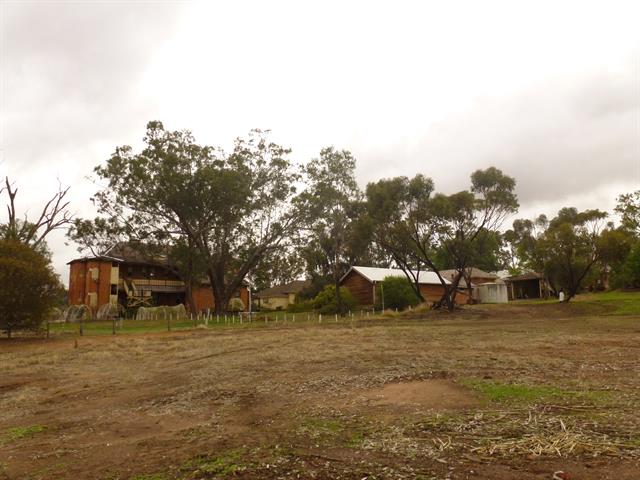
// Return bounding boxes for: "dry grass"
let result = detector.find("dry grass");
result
[1,299,639,479]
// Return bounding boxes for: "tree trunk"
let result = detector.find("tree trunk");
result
[335,276,343,316]
[208,269,226,315]
[185,281,197,315]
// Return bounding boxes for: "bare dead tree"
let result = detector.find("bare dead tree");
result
[2,176,73,247]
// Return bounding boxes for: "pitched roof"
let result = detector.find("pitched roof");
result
[439,268,499,280]
[505,272,544,281]
[341,266,450,285]
[107,243,169,265]
[67,254,124,265]
[255,280,310,298]
[67,242,167,266]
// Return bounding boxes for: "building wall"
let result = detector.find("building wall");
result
[121,263,180,282]
[68,259,114,313]
[192,285,250,312]
[418,284,469,305]
[341,270,375,305]
[70,257,251,314]
[478,283,508,303]
[192,287,215,312]
[341,270,469,307]
[258,295,289,310]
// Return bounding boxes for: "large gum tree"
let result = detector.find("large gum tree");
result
[84,121,303,314]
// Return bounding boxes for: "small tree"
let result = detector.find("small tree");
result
[312,285,356,315]
[302,147,371,315]
[535,208,628,301]
[616,240,640,288]
[615,190,640,235]
[378,276,420,311]
[0,240,60,338]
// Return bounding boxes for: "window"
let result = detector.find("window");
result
[110,284,118,295]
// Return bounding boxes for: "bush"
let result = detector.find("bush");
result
[376,275,421,311]
[286,299,314,313]
[612,240,640,288]
[0,240,60,337]
[312,285,356,314]
[228,297,245,312]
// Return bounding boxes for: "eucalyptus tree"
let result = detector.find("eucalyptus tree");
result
[79,121,303,314]
[300,147,372,314]
[615,190,640,236]
[366,174,437,302]
[431,167,518,308]
[535,208,628,301]
[366,167,518,310]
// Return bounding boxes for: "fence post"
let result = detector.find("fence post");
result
[319,314,322,324]
[79,319,84,336]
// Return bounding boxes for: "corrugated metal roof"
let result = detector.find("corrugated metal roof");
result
[344,266,450,285]
[439,268,498,279]
[506,272,544,281]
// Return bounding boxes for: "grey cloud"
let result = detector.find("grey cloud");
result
[356,64,640,207]
[2,1,186,167]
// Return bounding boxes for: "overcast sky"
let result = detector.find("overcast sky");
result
[1,0,639,284]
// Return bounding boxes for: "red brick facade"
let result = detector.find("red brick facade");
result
[68,257,249,314]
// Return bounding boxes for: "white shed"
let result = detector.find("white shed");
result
[477,282,508,303]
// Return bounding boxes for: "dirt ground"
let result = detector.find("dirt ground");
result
[1,302,639,480]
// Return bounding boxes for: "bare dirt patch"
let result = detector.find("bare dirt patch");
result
[361,379,482,410]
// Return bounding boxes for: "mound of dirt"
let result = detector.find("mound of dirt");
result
[362,379,482,410]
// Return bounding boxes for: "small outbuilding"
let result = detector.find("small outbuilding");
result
[339,265,469,306]
[476,282,509,303]
[504,272,552,300]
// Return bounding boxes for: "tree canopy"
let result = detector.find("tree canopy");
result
[0,240,60,337]
[76,121,303,313]
[366,167,518,310]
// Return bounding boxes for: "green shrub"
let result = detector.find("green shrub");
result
[228,297,245,312]
[286,299,314,313]
[376,275,421,311]
[312,285,356,314]
[0,240,60,338]
[613,240,640,288]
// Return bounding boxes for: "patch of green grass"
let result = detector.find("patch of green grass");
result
[462,379,564,403]
[462,379,613,405]
[4,425,46,442]
[575,290,640,315]
[347,430,366,447]
[183,449,246,477]
[302,417,342,433]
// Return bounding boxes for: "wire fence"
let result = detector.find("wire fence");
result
[42,308,407,338]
